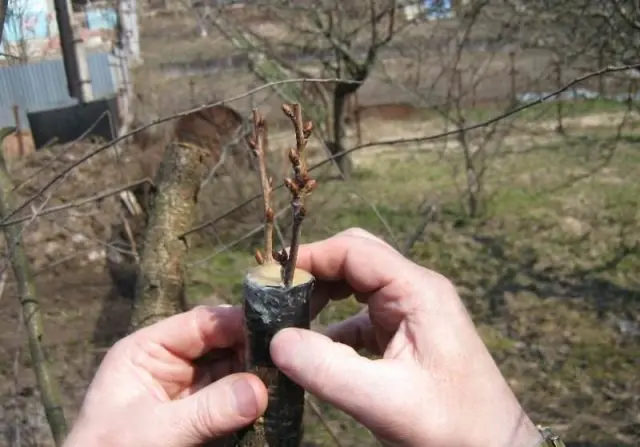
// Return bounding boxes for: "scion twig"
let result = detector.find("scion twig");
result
[249,109,275,265]
[281,103,316,287]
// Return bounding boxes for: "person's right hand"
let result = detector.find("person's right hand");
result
[270,228,543,447]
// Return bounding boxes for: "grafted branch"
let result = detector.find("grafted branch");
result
[235,104,317,447]
[250,110,275,265]
[280,103,316,287]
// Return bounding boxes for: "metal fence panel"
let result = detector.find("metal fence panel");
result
[0,51,119,129]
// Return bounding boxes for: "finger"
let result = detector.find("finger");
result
[271,328,423,439]
[160,373,268,445]
[130,305,244,361]
[296,227,413,294]
[296,228,433,332]
[324,311,383,355]
[185,348,242,397]
[309,279,354,319]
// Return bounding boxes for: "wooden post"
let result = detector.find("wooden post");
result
[12,105,24,158]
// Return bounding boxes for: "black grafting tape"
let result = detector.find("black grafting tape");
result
[238,263,315,447]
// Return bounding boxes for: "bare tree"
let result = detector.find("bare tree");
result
[0,0,8,43]
[207,0,404,179]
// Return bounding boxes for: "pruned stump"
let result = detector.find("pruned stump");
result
[234,263,315,447]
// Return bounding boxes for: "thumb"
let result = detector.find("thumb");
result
[159,373,268,446]
[271,328,421,436]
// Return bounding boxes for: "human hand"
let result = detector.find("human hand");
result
[270,228,543,447]
[64,306,268,447]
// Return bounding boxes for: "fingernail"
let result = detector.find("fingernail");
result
[231,378,258,418]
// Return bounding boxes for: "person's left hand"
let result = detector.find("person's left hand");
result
[64,305,268,447]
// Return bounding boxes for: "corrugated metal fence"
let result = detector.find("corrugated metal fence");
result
[0,51,120,130]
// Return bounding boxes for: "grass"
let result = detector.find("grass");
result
[186,120,640,446]
[412,98,634,127]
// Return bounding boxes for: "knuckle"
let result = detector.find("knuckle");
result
[340,227,377,239]
[191,392,223,438]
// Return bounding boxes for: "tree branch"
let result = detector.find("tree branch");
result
[249,109,275,265]
[179,62,640,237]
[0,78,359,227]
[280,103,316,287]
[128,140,213,330]
[0,129,68,446]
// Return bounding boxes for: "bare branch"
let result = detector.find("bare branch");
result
[281,103,316,287]
[181,62,640,237]
[0,131,68,446]
[0,178,151,227]
[249,109,275,265]
[0,78,360,226]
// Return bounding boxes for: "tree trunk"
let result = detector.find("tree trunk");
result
[128,141,212,330]
[329,86,354,180]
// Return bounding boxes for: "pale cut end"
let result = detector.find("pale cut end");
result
[246,262,313,287]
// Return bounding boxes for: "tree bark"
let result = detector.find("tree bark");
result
[329,84,356,179]
[128,141,212,330]
[0,128,68,446]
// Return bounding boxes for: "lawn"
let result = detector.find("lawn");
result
[186,121,640,446]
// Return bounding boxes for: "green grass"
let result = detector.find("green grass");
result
[454,98,630,123]
[185,123,640,446]
[414,98,632,131]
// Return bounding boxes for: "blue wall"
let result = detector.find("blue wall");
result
[0,51,120,130]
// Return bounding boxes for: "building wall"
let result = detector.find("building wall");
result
[0,51,121,130]
[1,1,118,59]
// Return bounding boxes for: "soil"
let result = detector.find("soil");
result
[0,138,149,446]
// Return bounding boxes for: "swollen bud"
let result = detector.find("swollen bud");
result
[303,121,313,138]
[255,250,264,265]
[306,179,317,192]
[288,148,299,164]
[281,104,293,117]
[284,178,299,194]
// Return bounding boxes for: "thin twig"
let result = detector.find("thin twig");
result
[0,141,68,445]
[11,111,111,194]
[188,207,290,267]
[0,78,361,226]
[401,203,438,257]
[281,103,316,287]
[305,395,345,447]
[120,213,139,264]
[0,178,151,227]
[249,109,275,265]
[178,62,640,238]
